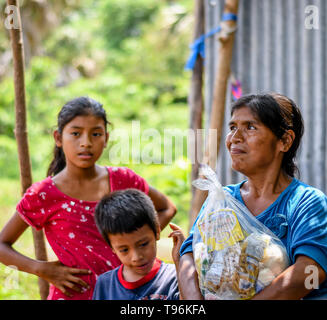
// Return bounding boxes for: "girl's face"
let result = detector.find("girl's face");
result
[225,106,284,176]
[54,114,108,169]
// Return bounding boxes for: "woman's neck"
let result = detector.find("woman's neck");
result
[239,168,293,216]
[243,167,292,198]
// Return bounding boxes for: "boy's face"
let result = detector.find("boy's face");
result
[108,224,160,282]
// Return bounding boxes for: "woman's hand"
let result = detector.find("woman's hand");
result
[37,260,91,297]
[168,223,185,269]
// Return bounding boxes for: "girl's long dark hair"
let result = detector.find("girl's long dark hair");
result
[47,96,110,177]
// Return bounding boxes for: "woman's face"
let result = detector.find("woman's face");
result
[225,106,284,176]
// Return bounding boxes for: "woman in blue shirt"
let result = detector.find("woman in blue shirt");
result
[179,93,327,299]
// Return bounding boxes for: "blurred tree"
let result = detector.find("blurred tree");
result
[99,0,159,50]
[101,2,192,107]
[0,0,82,77]
[0,0,193,181]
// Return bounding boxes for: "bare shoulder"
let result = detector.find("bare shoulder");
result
[96,165,109,178]
[51,169,66,185]
[95,165,111,195]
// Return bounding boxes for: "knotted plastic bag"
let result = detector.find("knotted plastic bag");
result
[192,165,290,300]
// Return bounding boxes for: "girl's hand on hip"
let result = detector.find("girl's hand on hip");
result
[37,260,92,297]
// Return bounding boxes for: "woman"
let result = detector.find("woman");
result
[179,93,327,300]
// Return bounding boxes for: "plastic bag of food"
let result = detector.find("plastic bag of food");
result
[192,165,290,300]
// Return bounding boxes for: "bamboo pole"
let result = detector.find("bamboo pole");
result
[188,0,204,210]
[189,0,239,227]
[6,0,49,300]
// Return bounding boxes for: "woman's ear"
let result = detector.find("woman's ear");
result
[53,130,62,147]
[281,129,295,152]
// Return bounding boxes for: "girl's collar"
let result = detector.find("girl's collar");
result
[48,166,111,204]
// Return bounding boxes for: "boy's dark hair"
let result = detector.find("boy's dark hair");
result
[94,189,159,246]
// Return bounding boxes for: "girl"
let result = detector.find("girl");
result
[0,96,177,300]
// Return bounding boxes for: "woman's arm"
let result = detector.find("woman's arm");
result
[168,223,186,300]
[148,186,177,230]
[178,252,203,300]
[253,255,326,300]
[0,212,91,297]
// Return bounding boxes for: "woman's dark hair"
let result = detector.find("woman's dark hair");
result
[94,189,159,246]
[47,96,110,176]
[231,93,304,177]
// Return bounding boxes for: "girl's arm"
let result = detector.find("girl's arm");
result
[178,252,203,300]
[148,186,177,230]
[0,212,91,297]
[0,212,40,275]
[252,255,326,300]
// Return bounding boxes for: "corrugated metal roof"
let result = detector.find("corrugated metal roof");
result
[204,0,327,192]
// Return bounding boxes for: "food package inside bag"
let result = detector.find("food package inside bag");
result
[192,165,290,300]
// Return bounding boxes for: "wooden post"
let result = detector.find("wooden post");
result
[188,0,204,218]
[189,0,239,226]
[6,0,49,300]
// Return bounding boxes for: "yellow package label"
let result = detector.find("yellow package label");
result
[198,208,244,252]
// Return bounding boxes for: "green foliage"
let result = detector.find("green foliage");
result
[0,136,18,179]
[133,160,191,233]
[0,263,40,300]
[104,2,192,108]
[99,0,159,50]
[0,78,15,137]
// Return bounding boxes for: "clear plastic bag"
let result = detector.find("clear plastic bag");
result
[192,165,290,300]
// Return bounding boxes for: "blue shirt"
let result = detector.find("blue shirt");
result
[180,178,327,299]
[92,259,179,300]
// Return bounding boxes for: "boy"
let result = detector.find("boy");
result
[93,188,184,300]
